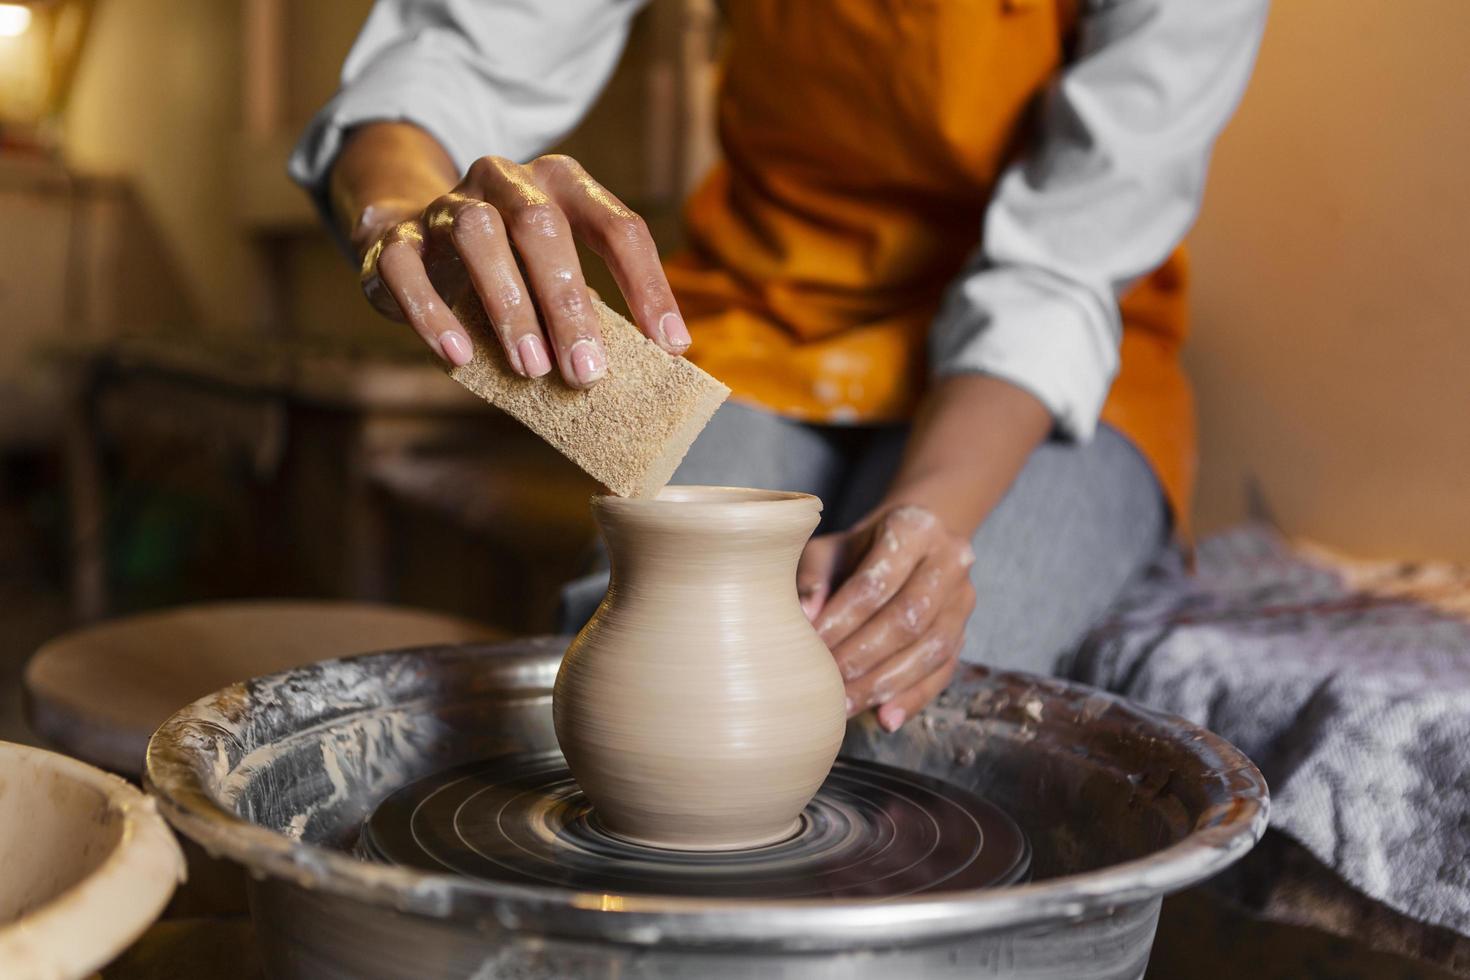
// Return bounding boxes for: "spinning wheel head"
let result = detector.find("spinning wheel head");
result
[361,753,1029,900]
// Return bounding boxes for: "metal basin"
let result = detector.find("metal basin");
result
[144,637,1268,979]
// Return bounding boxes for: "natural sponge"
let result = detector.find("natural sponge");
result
[447,296,729,497]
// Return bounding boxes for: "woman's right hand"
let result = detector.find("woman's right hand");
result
[352,152,690,387]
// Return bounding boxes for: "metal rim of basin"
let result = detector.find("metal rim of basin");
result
[143,638,1270,949]
[0,741,185,979]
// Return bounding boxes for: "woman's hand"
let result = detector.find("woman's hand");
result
[338,126,689,387]
[796,374,1053,731]
[798,505,977,733]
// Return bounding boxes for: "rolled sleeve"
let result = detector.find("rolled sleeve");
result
[930,0,1269,439]
[288,0,646,235]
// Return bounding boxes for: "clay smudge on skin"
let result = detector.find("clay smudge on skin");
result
[400,293,433,321]
[899,593,932,633]
[817,561,894,636]
[839,643,874,680]
[865,633,950,709]
[888,506,937,531]
[861,559,893,591]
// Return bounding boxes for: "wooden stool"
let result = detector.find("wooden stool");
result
[24,600,501,778]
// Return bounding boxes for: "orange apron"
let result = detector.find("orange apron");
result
[671,0,1195,531]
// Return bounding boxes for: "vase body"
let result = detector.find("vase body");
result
[554,486,847,850]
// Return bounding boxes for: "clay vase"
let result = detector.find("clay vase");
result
[554,486,847,851]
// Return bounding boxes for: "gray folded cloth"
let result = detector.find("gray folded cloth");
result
[1068,524,1470,942]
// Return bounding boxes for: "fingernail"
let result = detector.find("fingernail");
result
[658,312,691,351]
[844,696,855,716]
[879,705,906,733]
[517,335,552,378]
[439,330,473,367]
[570,338,607,385]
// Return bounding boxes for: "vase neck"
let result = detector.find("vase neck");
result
[591,489,822,602]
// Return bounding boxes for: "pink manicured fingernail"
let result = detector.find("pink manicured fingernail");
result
[844,697,855,716]
[570,338,607,385]
[439,330,473,367]
[879,705,905,732]
[659,312,691,351]
[517,335,552,377]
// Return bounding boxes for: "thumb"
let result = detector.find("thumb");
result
[797,533,845,623]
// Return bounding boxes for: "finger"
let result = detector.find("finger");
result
[845,598,969,718]
[532,155,690,354]
[830,554,963,683]
[814,523,925,651]
[469,157,607,388]
[796,533,847,623]
[373,226,475,367]
[875,659,960,733]
[425,193,550,378]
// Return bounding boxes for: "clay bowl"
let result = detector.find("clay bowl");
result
[0,741,184,979]
[145,637,1269,980]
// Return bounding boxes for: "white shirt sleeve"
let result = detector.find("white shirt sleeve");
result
[929,0,1269,440]
[288,0,647,229]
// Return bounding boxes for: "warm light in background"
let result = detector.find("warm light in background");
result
[0,4,32,38]
[0,0,93,149]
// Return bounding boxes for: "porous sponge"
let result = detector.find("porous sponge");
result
[448,296,729,498]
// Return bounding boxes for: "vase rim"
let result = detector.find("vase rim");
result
[593,485,822,518]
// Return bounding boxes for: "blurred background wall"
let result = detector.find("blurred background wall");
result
[1188,0,1470,561]
[62,0,246,326]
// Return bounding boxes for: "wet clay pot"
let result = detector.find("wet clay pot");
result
[554,486,847,850]
[0,741,183,980]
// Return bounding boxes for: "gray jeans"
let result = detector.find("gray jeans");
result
[559,401,1168,676]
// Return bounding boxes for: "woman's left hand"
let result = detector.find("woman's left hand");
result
[797,504,976,732]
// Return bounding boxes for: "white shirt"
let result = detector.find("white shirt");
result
[291,0,1268,441]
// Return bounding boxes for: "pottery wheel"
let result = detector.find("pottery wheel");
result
[360,753,1029,899]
